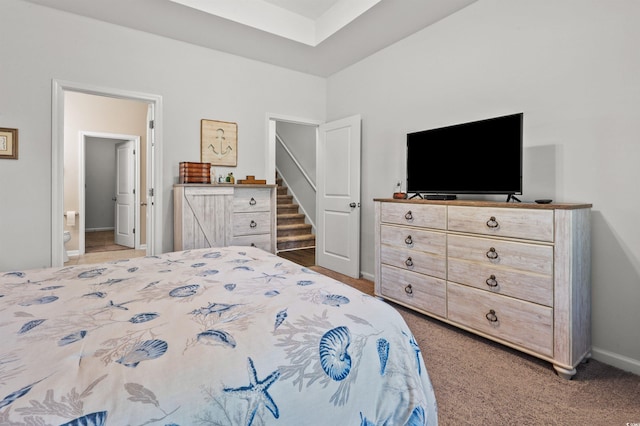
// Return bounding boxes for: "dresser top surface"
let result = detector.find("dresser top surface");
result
[174,184,277,188]
[374,198,592,210]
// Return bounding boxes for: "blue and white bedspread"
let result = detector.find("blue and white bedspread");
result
[0,246,437,425]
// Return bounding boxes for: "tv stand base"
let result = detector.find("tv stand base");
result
[426,194,457,200]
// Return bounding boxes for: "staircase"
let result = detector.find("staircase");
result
[276,174,315,251]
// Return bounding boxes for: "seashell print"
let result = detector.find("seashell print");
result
[40,285,64,290]
[191,262,206,268]
[296,280,314,286]
[359,413,376,426]
[143,281,160,289]
[190,302,240,316]
[129,312,159,324]
[319,326,352,381]
[127,267,139,273]
[59,330,87,346]
[237,251,246,255]
[78,268,107,278]
[322,294,350,307]
[377,338,390,375]
[301,267,318,274]
[274,309,287,331]
[197,329,236,348]
[406,406,425,426]
[224,283,236,291]
[83,291,106,298]
[264,290,280,297]
[197,269,219,276]
[3,271,25,278]
[203,251,222,259]
[18,319,46,334]
[99,278,127,286]
[19,295,59,306]
[59,411,107,426]
[169,284,200,297]
[233,266,254,271]
[116,339,168,367]
[0,381,39,409]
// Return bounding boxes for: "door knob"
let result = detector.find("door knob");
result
[112,197,117,201]
[349,202,357,208]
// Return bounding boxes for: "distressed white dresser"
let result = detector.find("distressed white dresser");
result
[374,199,592,379]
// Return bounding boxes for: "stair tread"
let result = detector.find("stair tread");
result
[278,223,311,230]
[277,234,316,242]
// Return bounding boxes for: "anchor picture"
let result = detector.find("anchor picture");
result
[201,119,237,167]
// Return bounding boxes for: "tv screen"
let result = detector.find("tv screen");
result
[406,113,523,197]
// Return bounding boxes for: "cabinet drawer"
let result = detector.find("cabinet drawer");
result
[232,234,272,252]
[448,234,553,276]
[448,258,553,306]
[233,188,272,212]
[380,245,446,279]
[233,212,271,236]
[380,225,446,256]
[448,282,553,357]
[380,203,446,230]
[448,206,554,242]
[380,265,446,318]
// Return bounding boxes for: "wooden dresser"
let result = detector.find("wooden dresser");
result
[374,199,592,378]
[174,184,276,253]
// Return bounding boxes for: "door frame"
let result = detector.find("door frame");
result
[51,79,163,266]
[79,132,140,255]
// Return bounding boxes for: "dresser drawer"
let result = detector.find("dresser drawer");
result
[448,234,553,276]
[380,203,446,230]
[448,282,553,357]
[448,258,553,306]
[380,265,446,318]
[448,206,554,242]
[380,225,446,256]
[380,245,446,279]
[233,212,271,236]
[233,187,272,212]
[232,234,272,252]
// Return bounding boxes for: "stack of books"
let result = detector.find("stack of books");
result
[179,162,211,184]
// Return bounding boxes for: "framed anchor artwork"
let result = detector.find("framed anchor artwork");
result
[201,119,237,167]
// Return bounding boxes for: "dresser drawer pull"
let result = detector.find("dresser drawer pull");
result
[251,243,256,247]
[486,247,499,259]
[250,220,257,228]
[404,210,413,221]
[486,275,498,287]
[405,257,414,267]
[486,216,499,228]
[485,309,498,323]
[404,284,413,295]
[249,197,257,206]
[404,235,413,245]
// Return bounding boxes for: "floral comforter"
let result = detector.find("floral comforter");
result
[0,246,437,425]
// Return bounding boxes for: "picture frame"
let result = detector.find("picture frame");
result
[201,119,237,167]
[0,128,18,160]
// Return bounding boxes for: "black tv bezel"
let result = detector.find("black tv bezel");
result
[406,113,523,196]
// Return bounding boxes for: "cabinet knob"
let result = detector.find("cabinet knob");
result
[486,275,498,287]
[485,309,498,323]
[404,210,413,221]
[249,197,257,206]
[486,216,499,228]
[250,220,257,228]
[486,247,499,260]
[404,235,413,245]
[405,257,414,267]
[404,284,413,295]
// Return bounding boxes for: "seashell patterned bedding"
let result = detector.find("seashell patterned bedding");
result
[0,246,437,425]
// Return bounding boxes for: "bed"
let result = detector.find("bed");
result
[0,246,437,425]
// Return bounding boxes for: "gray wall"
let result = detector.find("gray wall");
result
[327,0,640,373]
[85,137,120,230]
[0,0,325,270]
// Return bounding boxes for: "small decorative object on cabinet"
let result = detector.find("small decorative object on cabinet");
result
[374,198,592,379]
[174,184,276,252]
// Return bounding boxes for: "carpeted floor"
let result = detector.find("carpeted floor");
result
[307,267,640,425]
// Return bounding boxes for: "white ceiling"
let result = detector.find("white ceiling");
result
[23,0,477,76]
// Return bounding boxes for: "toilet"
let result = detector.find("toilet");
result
[63,231,71,262]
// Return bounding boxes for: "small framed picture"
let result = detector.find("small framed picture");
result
[201,119,237,167]
[0,128,18,160]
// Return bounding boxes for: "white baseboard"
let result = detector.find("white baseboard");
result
[86,227,115,232]
[592,346,640,376]
[68,250,80,257]
[361,271,374,281]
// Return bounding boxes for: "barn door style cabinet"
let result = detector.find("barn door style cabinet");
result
[374,199,592,379]
[174,184,276,253]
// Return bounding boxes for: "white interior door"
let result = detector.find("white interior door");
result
[316,115,361,278]
[115,140,135,248]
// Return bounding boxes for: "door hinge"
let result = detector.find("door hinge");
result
[149,188,154,197]
[133,228,135,234]
[149,120,155,129]
[133,188,136,194]
[133,149,136,155]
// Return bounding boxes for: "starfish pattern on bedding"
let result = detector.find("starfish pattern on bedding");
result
[224,357,280,425]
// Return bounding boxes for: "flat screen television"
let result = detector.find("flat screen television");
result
[406,113,523,200]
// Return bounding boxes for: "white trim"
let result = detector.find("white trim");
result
[275,132,316,192]
[51,79,163,267]
[592,346,640,376]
